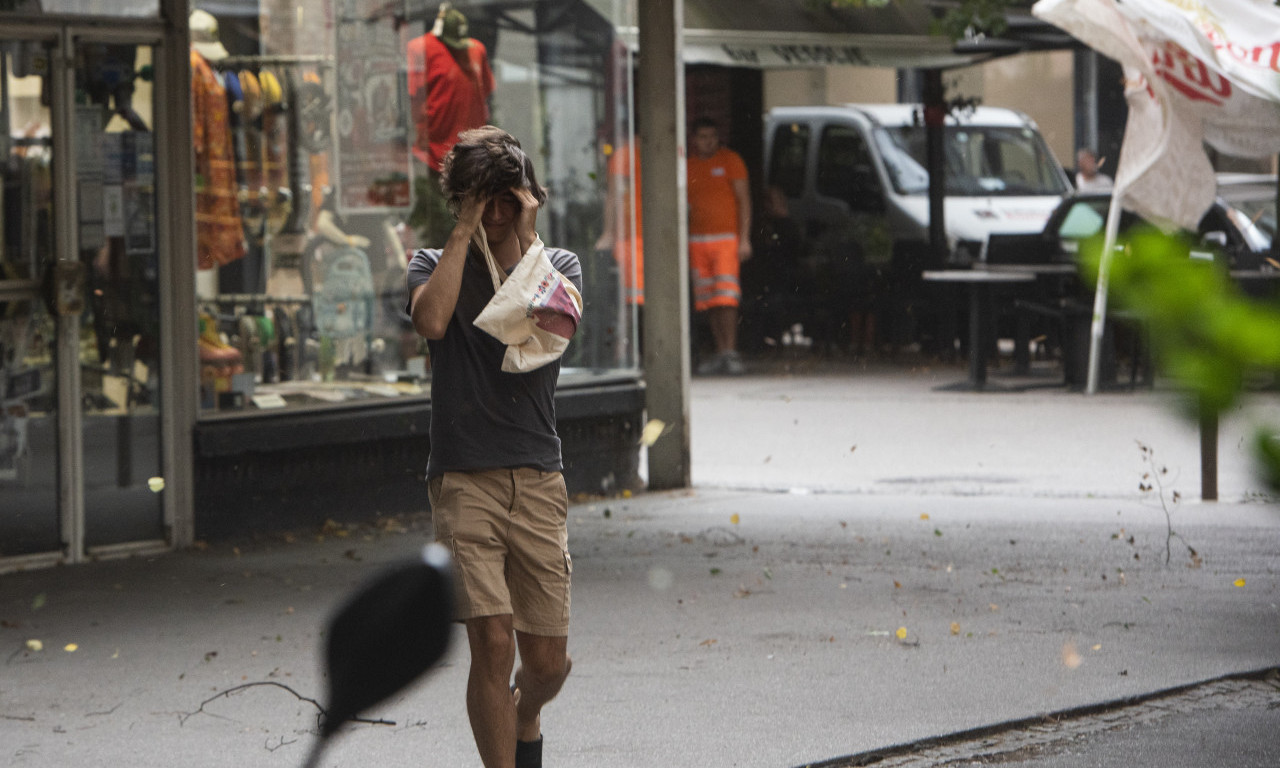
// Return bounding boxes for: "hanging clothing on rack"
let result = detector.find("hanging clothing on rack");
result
[277,68,313,240]
[258,68,290,237]
[236,68,268,247]
[302,70,332,228]
[191,48,246,270]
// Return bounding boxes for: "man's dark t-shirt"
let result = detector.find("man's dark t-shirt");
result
[406,244,583,479]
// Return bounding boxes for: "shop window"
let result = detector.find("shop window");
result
[0,0,158,14]
[192,0,636,417]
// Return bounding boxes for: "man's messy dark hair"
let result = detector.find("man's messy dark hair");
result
[440,126,548,216]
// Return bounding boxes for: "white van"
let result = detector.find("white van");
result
[757,104,1070,348]
[764,104,1071,266]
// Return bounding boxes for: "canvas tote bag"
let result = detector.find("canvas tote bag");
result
[472,227,583,373]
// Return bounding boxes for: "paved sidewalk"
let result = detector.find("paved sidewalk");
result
[2,362,1279,767]
[688,359,1280,502]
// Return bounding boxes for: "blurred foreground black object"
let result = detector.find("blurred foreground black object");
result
[303,543,454,766]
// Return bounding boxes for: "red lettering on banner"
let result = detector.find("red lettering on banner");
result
[1151,42,1231,105]
[1202,25,1280,73]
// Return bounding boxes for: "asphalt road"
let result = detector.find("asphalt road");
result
[2,362,1279,767]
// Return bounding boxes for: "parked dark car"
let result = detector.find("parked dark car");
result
[983,174,1278,387]
[1026,174,1276,269]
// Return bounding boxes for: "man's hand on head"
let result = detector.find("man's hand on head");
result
[513,186,540,254]
[457,192,488,235]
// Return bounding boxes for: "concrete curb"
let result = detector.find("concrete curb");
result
[799,666,1280,768]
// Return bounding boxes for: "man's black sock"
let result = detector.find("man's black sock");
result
[516,736,542,768]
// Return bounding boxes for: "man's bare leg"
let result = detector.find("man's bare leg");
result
[512,632,572,743]
[709,305,738,355]
[466,615,519,768]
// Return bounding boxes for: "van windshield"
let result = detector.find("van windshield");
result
[873,125,1069,197]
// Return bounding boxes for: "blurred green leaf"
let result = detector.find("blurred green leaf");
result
[1090,224,1280,488]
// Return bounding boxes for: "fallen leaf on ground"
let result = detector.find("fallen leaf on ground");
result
[63,644,77,653]
[920,513,930,520]
[1062,642,1082,669]
[730,514,740,525]
[699,638,717,647]
[25,639,42,652]
[896,627,908,640]
[1234,578,1246,587]
[950,622,961,635]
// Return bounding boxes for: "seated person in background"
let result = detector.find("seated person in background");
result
[1075,148,1113,192]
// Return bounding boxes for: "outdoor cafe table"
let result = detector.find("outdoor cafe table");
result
[922,269,1036,391]
[983,263,1079,276]
[1230,268,1280,300]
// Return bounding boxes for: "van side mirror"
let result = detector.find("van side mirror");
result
[1201,231,1228,249]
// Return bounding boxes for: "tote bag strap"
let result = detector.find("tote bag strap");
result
[472,227,545,293]
[472,227,506,293]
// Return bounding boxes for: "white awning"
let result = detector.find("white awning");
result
[613,26,972,70]
[591,0,978,70]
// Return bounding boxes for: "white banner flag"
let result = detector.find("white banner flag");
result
[1035,0,1280,229]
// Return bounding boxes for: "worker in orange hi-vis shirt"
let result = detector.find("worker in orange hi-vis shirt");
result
[686,117,751,375]
[596,140,644,307]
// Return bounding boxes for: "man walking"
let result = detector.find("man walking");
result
[407,126,579,768]
[687,117,752,375]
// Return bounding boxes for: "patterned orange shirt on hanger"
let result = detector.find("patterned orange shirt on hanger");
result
[192,48,245,269]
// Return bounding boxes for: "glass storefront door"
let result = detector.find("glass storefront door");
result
[0,28,166,565]
[1,34,60,559]
[74,37,164,555]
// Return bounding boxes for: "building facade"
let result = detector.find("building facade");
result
[0,0,645,571]
[3,0,1198,571]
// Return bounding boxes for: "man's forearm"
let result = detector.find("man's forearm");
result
[733,179,751,243]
